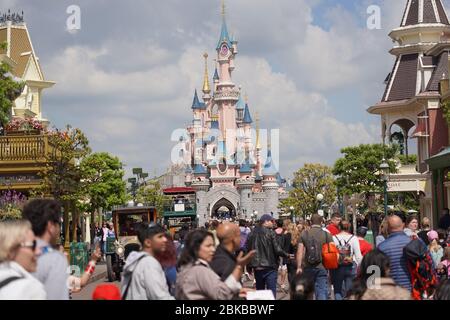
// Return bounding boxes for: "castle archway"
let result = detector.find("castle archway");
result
[211,198,236,219]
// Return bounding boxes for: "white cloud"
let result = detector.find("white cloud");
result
[37,0,414,178]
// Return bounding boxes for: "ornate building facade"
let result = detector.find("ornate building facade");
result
[368,0,450,225]
[177,5,286,226]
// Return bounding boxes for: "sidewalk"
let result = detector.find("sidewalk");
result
[88,262,107,284]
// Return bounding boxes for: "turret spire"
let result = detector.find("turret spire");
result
[256,112,261,150]
[202,53,211,94]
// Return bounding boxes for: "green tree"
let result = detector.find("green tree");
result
[280,163,336,219]
[33,126,91,244]
[0,42,24,132]
[135,179,170,217]
[333,144,398,201]
[80,152,127,222]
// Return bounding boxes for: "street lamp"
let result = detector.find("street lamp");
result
[380,159,390,216]
[290,206,295,223]
[316,193,324,215]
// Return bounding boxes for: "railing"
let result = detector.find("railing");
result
[0,134,48,161]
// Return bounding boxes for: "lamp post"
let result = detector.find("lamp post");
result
[290,206,295,223]
[316,193,324,216]
[380,159,390,216]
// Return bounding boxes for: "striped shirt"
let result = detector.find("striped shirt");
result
[378,232,412,291]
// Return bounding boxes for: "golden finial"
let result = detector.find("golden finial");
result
[245,93,249,104]
[202,52,211,94]
[221,0,226,17]
[256,112,261,150]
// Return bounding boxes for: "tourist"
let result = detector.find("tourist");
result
[438,208,450,231]
[121,223,174,300]
[285,222,300,287]
[433,279,450,300]
[331,220,362,300]
[0,220,46,300]
[209,220,220,248]
[326,213,341,236]
[296,214,334,300]
[92,284,121,300]
[92,222,103,251]
[417,217,432,245]
[22,199,69,300]
[376,218,389,247]
[441,247,450,278]
[245,214,289,299]
[238,219,251,252]
[277,219,291,292]
[101,222,108,256]
[68,245,102,294]
[428,230,444,269]
[155,235,178,296]
[356,227,373,257]
[347,249,411,300]
[378,215,412,291]
[404,215,419,239]
[210,222,255,282]
[175,229,253,300]
[290,272,315,300]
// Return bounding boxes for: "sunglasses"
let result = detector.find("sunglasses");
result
[20,239,37,251]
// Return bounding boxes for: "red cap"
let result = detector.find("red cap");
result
[92,284,121,300]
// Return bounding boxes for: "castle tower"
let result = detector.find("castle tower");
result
[262,147,279,217]
[179,1,285,224]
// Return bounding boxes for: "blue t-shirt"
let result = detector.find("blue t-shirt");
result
[378,232,412,291]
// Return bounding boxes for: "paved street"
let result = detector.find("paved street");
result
[71,273,290,300]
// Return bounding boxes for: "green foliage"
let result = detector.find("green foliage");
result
[34,126,91,202]
[397,154,417,165]
[0,42,24,130]
[79,152,127,213]
[443,100,450,126]
[333,144,398,196]
[135,179,170,216]
[280,163,336,218]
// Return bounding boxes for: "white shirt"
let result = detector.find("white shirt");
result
[333,232,363,266]
[0,261,46,300]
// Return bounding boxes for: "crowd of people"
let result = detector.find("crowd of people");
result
[0,198,449,301]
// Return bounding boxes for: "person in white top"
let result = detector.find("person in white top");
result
[330,220,362,300]
[0,220,46,300]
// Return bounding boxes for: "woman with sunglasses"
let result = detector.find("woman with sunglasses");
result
[0,220,46,299]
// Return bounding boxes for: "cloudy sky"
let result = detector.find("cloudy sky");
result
[3,0,440,179]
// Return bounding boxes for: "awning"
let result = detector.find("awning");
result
[425,147,450,169]
[411,117,427,138]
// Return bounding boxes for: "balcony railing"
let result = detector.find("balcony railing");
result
[0,134,48,162]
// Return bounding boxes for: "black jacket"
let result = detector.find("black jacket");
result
[210,245,237,281]
[245,225,288,270]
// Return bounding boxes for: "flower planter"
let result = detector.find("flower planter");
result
[5,129,41,136]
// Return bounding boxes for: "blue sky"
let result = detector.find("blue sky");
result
[2,0,436,179]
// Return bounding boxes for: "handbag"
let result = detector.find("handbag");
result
[322,241,339,270]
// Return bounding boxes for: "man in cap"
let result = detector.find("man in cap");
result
[245,214,289,299]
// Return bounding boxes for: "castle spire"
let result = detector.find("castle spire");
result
[400,0,449,26]
[202,53,211,94]
[217,0,232,50]
[256,112,261,150]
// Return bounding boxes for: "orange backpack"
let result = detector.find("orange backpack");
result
[322,242,339,270]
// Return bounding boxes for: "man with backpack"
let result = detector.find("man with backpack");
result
[296,214,334,300]
[331,220,362,300]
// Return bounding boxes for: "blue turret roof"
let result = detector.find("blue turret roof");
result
[191,89,206,110]
[211,120,219,130]
[217,19,233,50]
[236,95,245,110]
[263,150,278,176]
[185,165,193,174]
[193,164,207,174]
[276,172,286,185]
[213,68,219,81]
[239,157,254,173]
[242,103,253,124]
